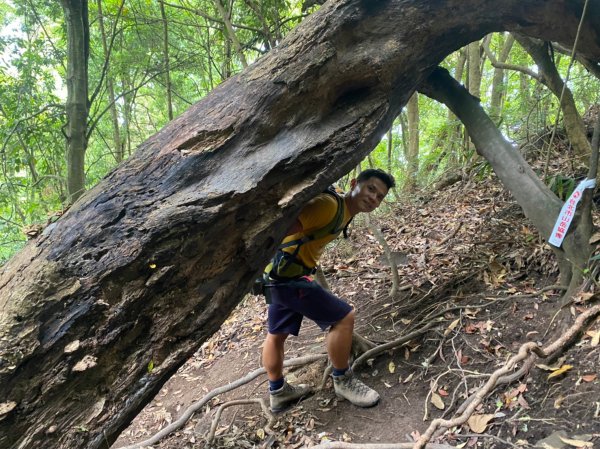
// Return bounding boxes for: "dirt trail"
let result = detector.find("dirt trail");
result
[114,178,600,449]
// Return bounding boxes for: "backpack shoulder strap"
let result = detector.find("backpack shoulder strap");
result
[309,187,345,240]
[278,187,346,251]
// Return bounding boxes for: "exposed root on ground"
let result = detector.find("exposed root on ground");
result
[206,398,274,444]
[310,442,455,449]
[413,303,600,449]
[352,321,438,370]
[118,291,597,449]
[118,317,443,449]
[115,354,326,449]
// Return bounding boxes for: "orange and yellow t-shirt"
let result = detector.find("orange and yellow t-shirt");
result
[281,193,352,269]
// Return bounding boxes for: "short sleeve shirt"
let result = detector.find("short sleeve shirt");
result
[281,193,352,268]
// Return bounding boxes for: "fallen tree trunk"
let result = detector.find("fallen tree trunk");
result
[1,1,599,448]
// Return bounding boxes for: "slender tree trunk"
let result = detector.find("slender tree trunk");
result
[243,0,276,49]
[272,0,283,42]
[201,20,215,89]
[519,72,532,115]
[214,0,248,69]
[399,110,409,158]
[405,92,419,192]
[387,127,393,175]
[466,40,483,161]
[467,41,482,98]
[222,29,232,79]
[454,49,467,82]
[97,0,124,163]
[61,0,89,203]
[159,0,174,121]
[120,72,134,158]
[488,33,515,125]
[387,126,401,201]
[449,49,467,167]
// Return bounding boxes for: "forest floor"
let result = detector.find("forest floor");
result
[112,173,600,449]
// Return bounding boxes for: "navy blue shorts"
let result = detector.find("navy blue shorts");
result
[267,277,353,336]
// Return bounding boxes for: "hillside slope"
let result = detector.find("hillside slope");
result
[114,175,600,449]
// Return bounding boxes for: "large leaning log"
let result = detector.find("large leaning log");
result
[1,1,599,448]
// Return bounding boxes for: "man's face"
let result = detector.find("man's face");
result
[349,177,389,213]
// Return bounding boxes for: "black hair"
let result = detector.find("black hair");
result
[357,168,395,189]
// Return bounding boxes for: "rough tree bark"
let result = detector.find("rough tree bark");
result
[1,1,599,449]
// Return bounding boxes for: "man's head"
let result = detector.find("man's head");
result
[347,169,395,215]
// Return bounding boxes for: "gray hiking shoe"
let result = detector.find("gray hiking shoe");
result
[269,381,312,412]
[333,370,380,407]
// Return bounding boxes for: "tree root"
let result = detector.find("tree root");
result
[352,321,438,371]
[310,442,456,449]
[206,398,274,444]
[115,353,326,449]
[413,303,600,449]
[117,316,441,449]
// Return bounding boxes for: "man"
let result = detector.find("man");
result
[262,168,395,412]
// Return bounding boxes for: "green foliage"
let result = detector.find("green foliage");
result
[548,175,576,201]
[0,0,308,264]
[1,5,599,265]
[0,2,67,264]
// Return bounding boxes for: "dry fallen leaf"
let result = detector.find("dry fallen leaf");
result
[517,394,530,409]
[548,364,573,379]
[554,395,565,409]
[388,361,396,373]
[467,414,494,433]
[581,374,597,382]
[465,323,478,334]
[430,392,445,410]
[444,318,460,336]
[558,435,593,448]
[536,356,567,372]
[586,330,600,347]
[576,292,595,303]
